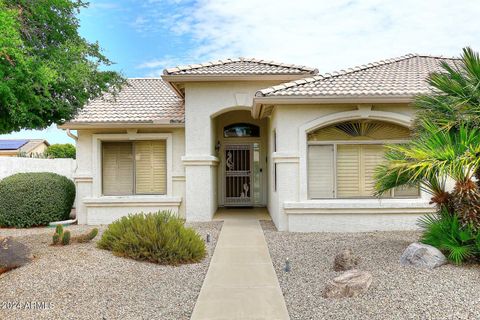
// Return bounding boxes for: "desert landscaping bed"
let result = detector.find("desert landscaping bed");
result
[261,221,480,320]
[0,221,222,320]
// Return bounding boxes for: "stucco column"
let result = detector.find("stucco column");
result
[183,156,219,221]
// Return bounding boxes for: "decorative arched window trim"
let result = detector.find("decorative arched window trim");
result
[223,123,260,138]
[307,119,412,142]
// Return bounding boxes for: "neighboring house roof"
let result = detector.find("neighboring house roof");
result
[65,78,184,126]
[255,54,461,98]
[163,58,318,76]
[0,139,49,155]
[0,139,29,150]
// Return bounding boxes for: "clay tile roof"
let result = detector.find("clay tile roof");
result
[163,57,318,75]
[256,54,461,98]
[70,78,184,124]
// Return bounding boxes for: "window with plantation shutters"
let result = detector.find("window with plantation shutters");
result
[102,140,167,196]
[135,140,166,194]
[307,119,419,199]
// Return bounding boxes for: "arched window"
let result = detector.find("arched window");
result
[224,123,260,138]
[307,120,418,199]
[308,120,411,141]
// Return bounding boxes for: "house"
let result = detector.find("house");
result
[0,139,49,157]
[60,55,458,232]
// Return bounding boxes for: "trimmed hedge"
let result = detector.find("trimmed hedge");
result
[0,172,75,228]
[97,211,206,265]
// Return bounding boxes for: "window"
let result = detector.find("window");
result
[224,123,260,138]
[102,140,167,196]
[307,120,419,199]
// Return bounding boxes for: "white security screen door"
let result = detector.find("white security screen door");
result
[224,144,253,206]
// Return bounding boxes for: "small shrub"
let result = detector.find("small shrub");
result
[97,211,206,265]
[419,209,480,264]
[74,228,98,243]
[0,172,75,228]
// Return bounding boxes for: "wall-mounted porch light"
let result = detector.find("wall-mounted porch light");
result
[215,140,221,153]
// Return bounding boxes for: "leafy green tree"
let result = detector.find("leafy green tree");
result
[0,0,124,134]
[45,143,76,159]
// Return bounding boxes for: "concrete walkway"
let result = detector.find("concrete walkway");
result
[191,209,290,320]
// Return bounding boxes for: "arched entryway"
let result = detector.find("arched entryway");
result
[212,109,268,207]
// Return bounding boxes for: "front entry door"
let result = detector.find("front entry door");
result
[224,144,253,206]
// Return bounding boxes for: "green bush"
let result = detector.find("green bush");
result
[419,208,480,264]
[97,211,206,265]
[45,143,76,159]
[0,172,75,228]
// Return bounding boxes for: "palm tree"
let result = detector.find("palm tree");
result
[415,47,480,182]
[415,47,480,132]
[375,122,480,228]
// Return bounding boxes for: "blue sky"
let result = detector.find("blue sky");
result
[2,0,480,143]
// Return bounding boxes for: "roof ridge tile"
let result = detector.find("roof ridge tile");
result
[163,57,318,75]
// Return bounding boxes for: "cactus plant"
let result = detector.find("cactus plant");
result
[74,228,99,243]
[62,230,71,245]
[55,224,63,235]
[52,233,60,245]
[52,224,64,245]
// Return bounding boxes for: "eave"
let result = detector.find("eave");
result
[252,95,415,119]
[58,121,185,130]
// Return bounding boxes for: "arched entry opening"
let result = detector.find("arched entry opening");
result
[212,109,268,207]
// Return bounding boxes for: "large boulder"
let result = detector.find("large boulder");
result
[334,249,360,271]
[400,242,447,269]
[323,269,372,298]
[0,237,33,274]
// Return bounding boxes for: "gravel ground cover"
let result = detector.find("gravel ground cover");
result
[261,221,480,320]
[0,222,222,320]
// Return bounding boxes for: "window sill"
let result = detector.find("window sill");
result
[84,195,182,207]
[284,198,434,215]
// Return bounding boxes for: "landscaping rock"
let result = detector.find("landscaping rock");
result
[400,242,447,269]
[0,237,33,274]
[334,248,360,271]
[323,269,372,298]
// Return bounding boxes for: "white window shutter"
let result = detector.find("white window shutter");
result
[102,142,134,195]
[336,145,361,197]
[135,140,167,194]
[308,145,334,198]
[362,145,386,196]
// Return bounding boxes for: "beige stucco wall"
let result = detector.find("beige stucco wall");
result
[268,103,435,232]
[74,127,185,225]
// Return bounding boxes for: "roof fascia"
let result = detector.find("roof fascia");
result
[252,95,415,119]
[58,122,185,130]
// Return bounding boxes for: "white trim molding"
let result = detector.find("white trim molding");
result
[91,132,174,198]
[298,108,414,201]
[84,196,182,207]
[182,155,220,166]
[272,152,300,163]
